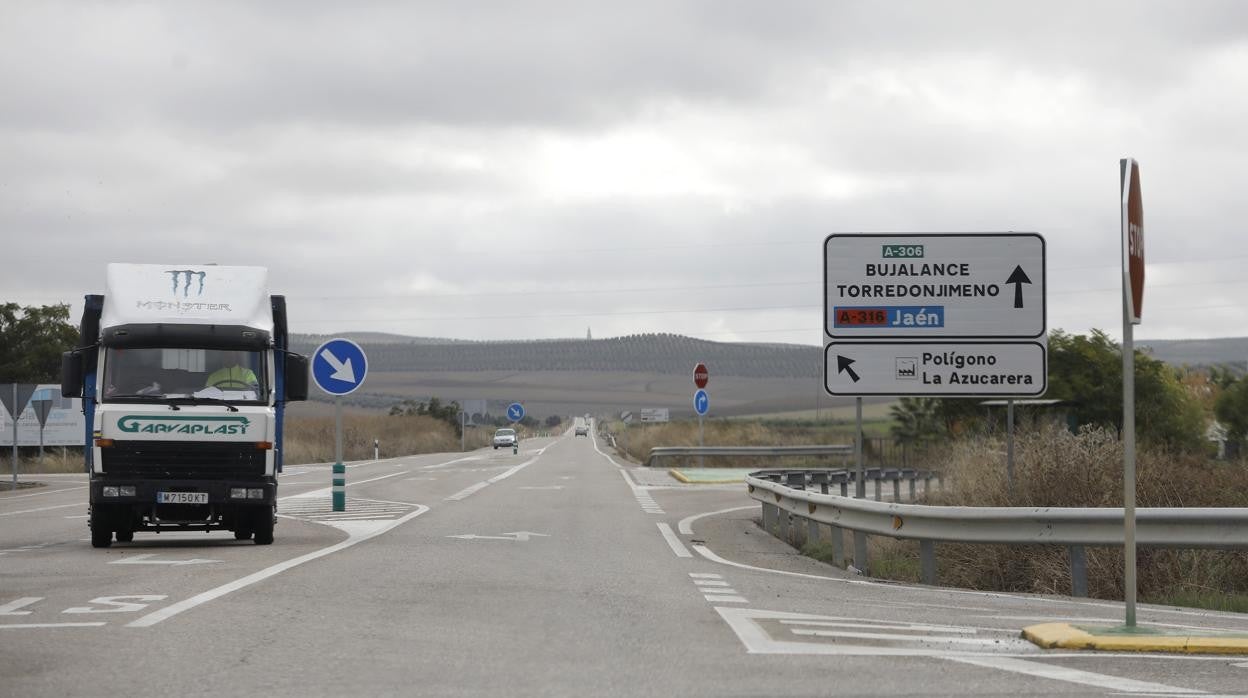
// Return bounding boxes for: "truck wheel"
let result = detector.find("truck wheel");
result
[234,529,253,541]
[89,508,113,548]
[115,530,134,543]
[252,508,274,545]
[90,527,112,548]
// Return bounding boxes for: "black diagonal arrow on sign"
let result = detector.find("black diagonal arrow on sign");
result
[1005,265,1032,309]
[836,355,860,383]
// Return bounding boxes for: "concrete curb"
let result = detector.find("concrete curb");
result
[1023,622,1248,654]
[667,469,747,485]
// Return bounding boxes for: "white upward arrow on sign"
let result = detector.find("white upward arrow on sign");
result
[319,348,356,383]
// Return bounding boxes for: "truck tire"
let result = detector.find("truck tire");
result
[89,508,113,548]
[90,527,112,548]
[115,530,134,543]
[252,507,275,545]
[234,529,253,541]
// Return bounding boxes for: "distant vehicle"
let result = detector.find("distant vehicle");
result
[493,428,518,449]
[575,425,589,437]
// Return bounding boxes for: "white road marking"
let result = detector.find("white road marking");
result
[976,615,1248,633]
[619,470,664,514]
[701,588,744,595]
[64,595,168,614]
[445,532,548,542]
[708,596,749,604]
[110,554,219,566]
[421,456,484,470]
[678,505,755,535]
[128,503,430,628]
[657,523,692,558]
[0,503,83,517]
[64,515,89,519]
[689,573,723,579]
[0,622,107,630]
[445,457,538,502]
[0,485,88,500]
[944,656,1203,695]
[694,580,731,587]
[0,597,42,616]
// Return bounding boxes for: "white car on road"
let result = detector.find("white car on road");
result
[493,428,518,449]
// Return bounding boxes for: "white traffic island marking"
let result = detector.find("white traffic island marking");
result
[715,607,1037,657]
[445,532,549,542]
[110,554,220,566]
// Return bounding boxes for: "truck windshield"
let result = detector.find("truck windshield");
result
[101,347,268,403]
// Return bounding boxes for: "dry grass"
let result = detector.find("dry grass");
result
[283,414,492,464]
[879,424,1248,604]
[608,420,859,470]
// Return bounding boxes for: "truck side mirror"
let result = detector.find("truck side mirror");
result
[61,351,83,398]
[285,353,309,401]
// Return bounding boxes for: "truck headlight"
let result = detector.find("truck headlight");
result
[230,488,247,499]
[247,488,264,499]
[119,486,136,497]
[102,486,119,497]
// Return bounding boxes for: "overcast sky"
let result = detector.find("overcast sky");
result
[3,1,1246,345]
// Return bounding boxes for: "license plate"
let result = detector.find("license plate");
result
[157,491,208,505]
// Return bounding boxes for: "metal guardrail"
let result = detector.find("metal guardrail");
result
[747,468,1248,596]
[645,445,853,468]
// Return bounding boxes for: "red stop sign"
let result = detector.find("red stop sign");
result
[1121,158,1144,324]
[693,363,709,389]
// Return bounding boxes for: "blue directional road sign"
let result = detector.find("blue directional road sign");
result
[507,402,525,423]
[693,389,709,416]
[312,338,369,396]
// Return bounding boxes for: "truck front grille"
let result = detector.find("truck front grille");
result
[101,441,266,479]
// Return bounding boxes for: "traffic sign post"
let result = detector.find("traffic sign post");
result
[694,388,709,468]
[1,384,36,487]
[824,232,1049,568]
[1121,158,1145,628]
[312,339,369,512]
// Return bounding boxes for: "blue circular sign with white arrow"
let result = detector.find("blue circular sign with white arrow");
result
[506,402,525,423]
[693,389,709,416]
[312,338,369,396]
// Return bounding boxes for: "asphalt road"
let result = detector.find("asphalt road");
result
[3,430,1248,697]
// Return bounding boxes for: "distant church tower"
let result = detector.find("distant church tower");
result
[586,327,593,340]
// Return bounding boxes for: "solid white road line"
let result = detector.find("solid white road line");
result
[707,596,748,604]
[689,573,723,579]
[657,523,692,558]
[943,656,1203,695]
[128,504,430,628]
[678,505,755,535]
[0,622,108,630]
[0,485,88,500]
[694,580,731,587]
[0,503,83,517]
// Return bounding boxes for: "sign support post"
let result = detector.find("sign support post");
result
[853,397,868,573]
[1120,157,1145,628]
[1007,399,1015,495]
[10,384,16,487]
[333,398,345,512]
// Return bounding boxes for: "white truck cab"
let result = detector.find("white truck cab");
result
[62,264,309,547]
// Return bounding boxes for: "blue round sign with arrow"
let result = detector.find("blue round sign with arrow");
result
[506,402,525,423]
[693,389,709,416]
[312,338,368,396]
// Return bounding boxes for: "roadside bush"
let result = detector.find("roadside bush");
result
[284,413,490,464]
[878,424,1248,604]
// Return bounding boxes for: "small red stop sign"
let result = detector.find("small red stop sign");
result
[693,363,709,389]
